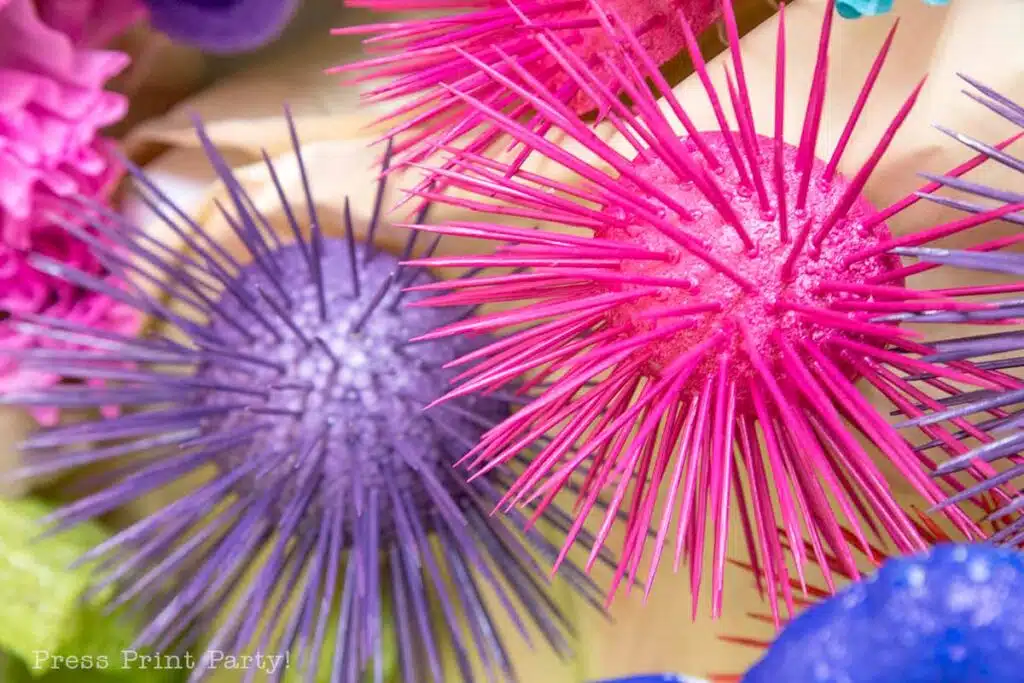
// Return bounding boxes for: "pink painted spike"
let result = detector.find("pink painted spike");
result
[824,20,900,180]
[849,201,1024,266]
[645,395,699,599]
[334,0,720,163]
[589,334,722,576]
[674,383,713,575]
[688,429,711,619]
[627,401,688,593]
[742,324,872,580]
[711,357,737,617]
[865,131,1023,229]
[773,0,789,242]
[722,65,771,217]
[794,0,836,208]
[676,9,752,189]
[815,78,928,247]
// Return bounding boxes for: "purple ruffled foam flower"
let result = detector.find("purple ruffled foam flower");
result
[142,0,300,53]
[744,544,1024,683]
[2,112,607,682]
[0,0,142,422]
[891,76,1024,538]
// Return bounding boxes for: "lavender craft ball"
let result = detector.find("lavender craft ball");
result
[143,0,299,53]
[743,544,1024,683]
[3,114,606,682]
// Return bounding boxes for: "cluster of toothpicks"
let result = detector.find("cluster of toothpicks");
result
[390,0,1021,620]
[5,113,612,683]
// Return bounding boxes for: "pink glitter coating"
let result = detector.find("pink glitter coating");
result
[611,133,900,389]
[578,0,716,66]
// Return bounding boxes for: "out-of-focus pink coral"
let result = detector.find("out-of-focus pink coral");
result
[0,213,141,425]
[0,0,139,246]
[0,0,143,424]
[33,0,145,47]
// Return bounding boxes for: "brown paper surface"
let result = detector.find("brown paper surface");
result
[117,0,1024,679]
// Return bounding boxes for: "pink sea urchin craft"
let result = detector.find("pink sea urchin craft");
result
[330,0,718,166]
[400,0,1023,615]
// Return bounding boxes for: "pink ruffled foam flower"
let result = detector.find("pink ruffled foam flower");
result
[0,0,143,424]
[0,206,141,426]
[0,0,137,247]
[33,0,145,47]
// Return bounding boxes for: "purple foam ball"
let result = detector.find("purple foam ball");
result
[3,113,607,682]
[144,0,300,53]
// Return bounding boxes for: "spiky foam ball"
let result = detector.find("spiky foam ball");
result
[3,115,606,683]
[741,544,1024,683]
[400,0,1019,614]
[893,77,1024,541]
[331,0,717,167]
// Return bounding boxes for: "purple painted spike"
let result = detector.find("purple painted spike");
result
[2,113,605,682]
[893,77,1024,531]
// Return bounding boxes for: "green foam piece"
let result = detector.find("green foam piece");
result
[0,497,182,681]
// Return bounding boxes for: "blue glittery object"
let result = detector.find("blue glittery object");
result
[592,676,706,683]
[744,544,1024,683]
[837,0,948,19]
[144,0,300,53]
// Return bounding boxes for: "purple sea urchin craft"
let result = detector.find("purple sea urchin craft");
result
[893,77,1024,539]
[143,0,299,53]
[2,113,607,683]
[743,544,1024,683]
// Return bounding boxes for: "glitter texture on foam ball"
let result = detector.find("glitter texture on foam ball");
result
[603,131,901,386]
[197,238,511,542]
[3,113,608,683]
